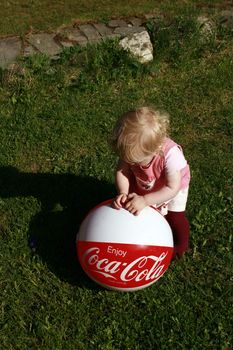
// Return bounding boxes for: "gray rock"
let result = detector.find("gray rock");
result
[197,16,216,36]
[27,33,62,56]
[119,30,153,63]
[0,37,21,69]
[57,28,88,44]
[219,10,233,29]
[108,19,128,28]
[197,15,216,40]
[23,45,38,57]
[93,23,114,37]
[78,24,101,42]
[128,17,144,27]
[59,41,74,48]
[114,26,145,37]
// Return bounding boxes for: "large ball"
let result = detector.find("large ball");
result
[76,200,173,292]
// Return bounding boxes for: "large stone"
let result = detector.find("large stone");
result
[114,26,145,37]
[128,17,144,27]
[93,23,113,37]
[23,45,38,57]
[219,10,233,29]
[0,37,21,69]
[108,19,128,28]
[57,28,88,44]
[59,41,74,48]
[197,15,216,40]
[119,30,153,63]
[26,33,62,57]
[78,24,101,42]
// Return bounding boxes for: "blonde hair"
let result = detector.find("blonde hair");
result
[112,107,170,163]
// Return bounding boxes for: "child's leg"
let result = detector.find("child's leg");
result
[165,211,190,259]
[165,188,190,258]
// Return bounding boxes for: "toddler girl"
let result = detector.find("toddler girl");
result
[111,107,190,258]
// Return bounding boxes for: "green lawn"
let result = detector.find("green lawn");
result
[0,0,230,36]
[0,14,233,350]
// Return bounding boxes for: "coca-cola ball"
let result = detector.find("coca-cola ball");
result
[77,200,174,292]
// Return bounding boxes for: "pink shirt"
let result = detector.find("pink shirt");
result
[128,138,190,195]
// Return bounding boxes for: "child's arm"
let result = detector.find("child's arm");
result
[125,171,181,215]
[112,160,131,209]
[144,170,181,206]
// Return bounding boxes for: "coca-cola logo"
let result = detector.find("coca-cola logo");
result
[77,241,173,291]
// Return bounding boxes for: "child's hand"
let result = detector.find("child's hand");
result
[124,193,147,216]
[112,193,128,210]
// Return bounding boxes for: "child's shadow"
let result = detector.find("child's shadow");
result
[0,166,115,287]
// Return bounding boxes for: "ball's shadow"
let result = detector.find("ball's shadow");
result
[0,166,115,288]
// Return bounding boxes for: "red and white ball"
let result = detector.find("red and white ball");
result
[76,200,174,292]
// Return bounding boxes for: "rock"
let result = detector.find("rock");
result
[219,10,233,29]
[128,17,144,27]
[57,28,88,45]
[119,30,153,63]
[108,19,128,28]
[197,15,216,40]
[0,37,21,69]
[26,33,62,57]
[23,45,38,57]
[114,26,145,37]
[78,24,101,42]
[59,41,74,48]
[93,23,114,38]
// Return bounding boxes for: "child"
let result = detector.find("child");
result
[111,107,190,258]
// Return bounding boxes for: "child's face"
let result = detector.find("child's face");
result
[133,154,155,167]
[138,155,154,166]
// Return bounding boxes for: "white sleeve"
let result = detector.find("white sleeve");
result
[165,146,187,175]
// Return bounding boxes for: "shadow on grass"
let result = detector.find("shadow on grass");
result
[0,166,115,288]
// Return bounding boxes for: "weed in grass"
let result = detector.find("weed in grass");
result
[22,54,51,73]
[59,40,149,92]
[147,14,231,68]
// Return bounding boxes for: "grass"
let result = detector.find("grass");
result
[0,13,233,350]
[0,0,232,36]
